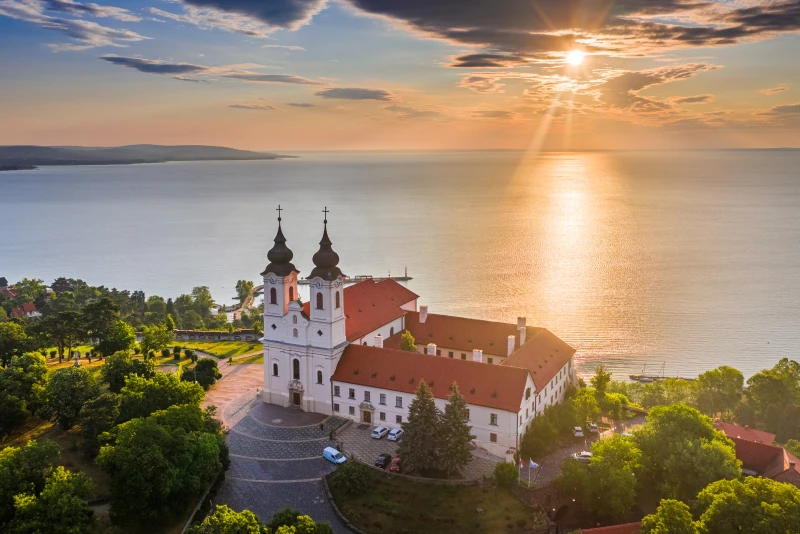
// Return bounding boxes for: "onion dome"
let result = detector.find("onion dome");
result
[308,208,343,281]
[261,208,299,277]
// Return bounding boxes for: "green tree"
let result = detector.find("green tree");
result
[0,308,7,322]
[520,401,577,460]
[182,310,204,330]
[192,286,215,323]
[634,404,740,501]
[438,382,475,476]
[641,499,698,534]
[82,297,120,353]
[398,330,416,352]
[572,387,600,423]
[785,439,800,457]
[590,364,613,400]
[397,380,441,473]
[0,352,48,412]
[493,462,518,487]
[39,311,84,363]
[694,366,744,417]
[0,394,27,438]
[235,280,254,304]
[140,324,174,355]
[0,322,27,368]
[182,358,222,390]
[0,440,60,525]
[330,460,369,496]
[100,351,156,393]
[98,320,135,356]
[79,392,121,457]
[118,372,204,422]
[189,505,268,534]
[268,509,332,534]
[98,404,226,525]
[166,313,176,332]
[9,466,94,534]
[145,295,167,325]
[42,367,98,430]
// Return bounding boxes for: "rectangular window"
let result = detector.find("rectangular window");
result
[461,353,466,360]
[490,433,497,443]
[466,409,470,420]
[448,351,454,358]
[526,408,529,418]
[380,412,386,421]
[488,357,494,364]
[490,413,498,426]
[395,396,403,408]
[334,386,340,397]
[348,406,355,415]
[333,403,339,413]
[379,393,386,405]
[396,415,402,424]
[349,388,355,400]
[525,387,531,400]
[436,349,441,356]
[364,391,371,402]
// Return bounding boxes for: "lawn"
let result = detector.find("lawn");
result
[231,353,264,365]
[328,469,546,534]
[173,340,259,359]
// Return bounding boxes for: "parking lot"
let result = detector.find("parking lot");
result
[337,423,501,480]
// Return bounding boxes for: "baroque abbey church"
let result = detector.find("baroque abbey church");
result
[260,212,576,450]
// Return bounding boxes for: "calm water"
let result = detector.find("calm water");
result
[2,150,799,379]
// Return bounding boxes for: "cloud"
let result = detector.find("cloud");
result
[449,53,529,68]
[458,74,508,94]
[0,0,149,50]
[760,103,800,115]
[262,44,305,50]
[385,104,442,119]
[178,0,327,31]
[100,55,207,75]
[148,6,279,37]
[315,87,396,101]
[288,102,315,107]
[43,0,140,22]
[223,73,321,84]
[672,94,714,104]
[229,100,276,110]
[472,110,514,119]
[759,84,788,95]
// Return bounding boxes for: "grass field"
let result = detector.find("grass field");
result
[173,340,259,359]
[231,353,263,365]
[328,469,546,534]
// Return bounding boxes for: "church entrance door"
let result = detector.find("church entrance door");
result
[292,392,301,406]
[362,410,371,424]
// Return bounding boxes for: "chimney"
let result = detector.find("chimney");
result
[427,343,437,356]
[419,305,428,324]
[507,335,516,357]
[517,317,527,345]
[374,334,383,348]
[472,349,483,363]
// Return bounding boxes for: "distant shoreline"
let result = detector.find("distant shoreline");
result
[0,165,38,171]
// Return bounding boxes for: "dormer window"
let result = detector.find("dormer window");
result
[316,292,324,310]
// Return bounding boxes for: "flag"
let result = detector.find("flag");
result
[529,460,539,469]
[519,458,524,469]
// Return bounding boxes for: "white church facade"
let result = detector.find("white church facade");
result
[260,212,577,450]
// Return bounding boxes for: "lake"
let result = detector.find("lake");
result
[2,150,799,380]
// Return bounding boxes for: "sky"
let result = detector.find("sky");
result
[0,0,798,150]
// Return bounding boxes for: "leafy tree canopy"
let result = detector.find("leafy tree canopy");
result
[398,331,416,352]
[9,466,94,534]
[189,505,267,534]
[100,350,156,393]
[0,440,60,526]
[397,380,441,473]
[118,372,204,423]
[41,366,98,430]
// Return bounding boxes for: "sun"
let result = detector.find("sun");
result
[566,50,584,66]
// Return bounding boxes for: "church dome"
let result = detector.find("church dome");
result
[261,217,299,277]
[308,212,343,281]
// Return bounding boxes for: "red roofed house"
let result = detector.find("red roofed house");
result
[11,302,40,319]
[259,214,577,450]
[714,422,775,445]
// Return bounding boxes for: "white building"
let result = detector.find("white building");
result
[260,213,577,450]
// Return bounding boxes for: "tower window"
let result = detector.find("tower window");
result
[293,359,300,380]
[317,370,323,384]
[289,286,294,301]
[390,327,394,336]
[292,328,298,338]
[269,287,277,305]
[316,292,324,310]
[292,315,297,324]
[335,291,341,309]
[272,363,278,377]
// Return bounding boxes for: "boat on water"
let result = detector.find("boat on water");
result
[629,363,666,383]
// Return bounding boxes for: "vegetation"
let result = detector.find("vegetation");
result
[117,373,205,423]
[176,340,259,359]
[438,383,476,476]
[398,330,416,352]
[182,358,223,390]
[99,350,156,393]
[41,366,98,430]
[0,353,48,437]
[328,467,546,534]
[330,461,369,495]
[493,462,518,487]
[140,324,174,355]
[78,392,120,458]
[235,280,255,304]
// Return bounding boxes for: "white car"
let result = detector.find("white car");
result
[387,428,404,441]
[572,426,584,438]
[323,447,347,464]
[371,426,389,439]
[586,422,599,434]
[571,451,592,464]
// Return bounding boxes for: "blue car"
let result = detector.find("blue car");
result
[323,447,347,464]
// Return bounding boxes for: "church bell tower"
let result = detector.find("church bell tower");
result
[307,207,347,350]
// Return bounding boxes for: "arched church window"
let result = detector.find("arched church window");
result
[316,292,324,310]
[292,315,297,324]
[289,286,294,301]
[293,328,298,338]
[363,341,367,346]
[293,359,300,380]
[273,363,278,377]
[317,370,323,384]
[335,291,340,309]
[270,287,277,305]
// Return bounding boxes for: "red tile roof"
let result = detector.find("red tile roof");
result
[580,522,641,534]
[341,279,417,342]
[331,344,530,412]
[11,302,37,318]
[714,422,775,445]
[384,310,539,356]
[500,329,576,391]
[729,437,800,483]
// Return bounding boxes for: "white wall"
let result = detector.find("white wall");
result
[352,316,405,346]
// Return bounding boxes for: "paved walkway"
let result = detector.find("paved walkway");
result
[337,422,501,480]
[204,367,353,533]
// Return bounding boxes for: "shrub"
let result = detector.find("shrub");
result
[173,350,181,360]
[494,462,518,487]
[172,346,181,355]
[160,348,171,359]
[49,350,57,358]
[133,345,141,355]
[331,460,369,496]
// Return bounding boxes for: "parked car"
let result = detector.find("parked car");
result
[389,456,402,473]
[323,447,347,464]
[375,453,392,469]
[371,426,389,439]
[572,426,584,438]
[388,428,404,441]
[571,451,592,464]
[586,422,599,434]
